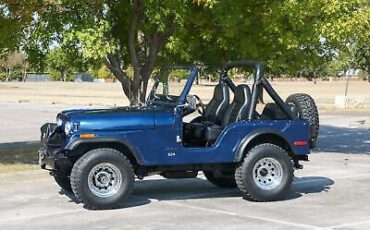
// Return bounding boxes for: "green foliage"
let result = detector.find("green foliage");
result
[168,69,189,81]
[352,41,370,72]
[0,0,369,99]
[91,65,114,79]
[46,46,90,81]
[48,69,61,81]
[0,71,6,81]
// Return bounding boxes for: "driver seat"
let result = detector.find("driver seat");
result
[203,83,230,125]
[184,83,230,138]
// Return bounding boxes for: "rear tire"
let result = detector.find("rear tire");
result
[286,93,319,146]
[203,170,237,188]
[235,144,293,201]
[53,172,72,193]
[70,148,134,210]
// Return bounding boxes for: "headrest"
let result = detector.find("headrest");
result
[213,83,229,100]
[234,84,251,104]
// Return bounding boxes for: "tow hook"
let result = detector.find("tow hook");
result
[293,159,304,169]
[38,149,46,169]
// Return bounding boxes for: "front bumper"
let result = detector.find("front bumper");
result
[38,147,53,170]
[38,123,72,172]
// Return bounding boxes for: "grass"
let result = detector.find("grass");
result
[0,164,39,173]
[0,145,39,173]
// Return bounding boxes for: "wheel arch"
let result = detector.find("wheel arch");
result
[65,138,143,167]
[235,129,294,162]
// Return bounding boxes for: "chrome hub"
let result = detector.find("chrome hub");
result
[253,157,283,190]
[88,163,122,198]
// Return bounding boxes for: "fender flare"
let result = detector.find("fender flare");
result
[65,137,144,165]
[234,128,294,162]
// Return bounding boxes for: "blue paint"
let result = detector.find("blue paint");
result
[56,67,310,166]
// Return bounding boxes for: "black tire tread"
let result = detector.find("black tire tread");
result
[203,171,237,188]
[70,148,134,210]
[286,93,319,143]
[53,172,72,192]
[235,143,293,201]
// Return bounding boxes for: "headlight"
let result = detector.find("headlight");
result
[64,121,72,135]
[56,117,63,126]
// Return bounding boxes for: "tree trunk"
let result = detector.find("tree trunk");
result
[61,71,67,82]
[130,82,141,106]
[5,68,12,82]
[104,0,175,107]
[22,63,28,82]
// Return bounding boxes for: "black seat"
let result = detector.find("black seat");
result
[203,84,252,143]
[184,83,230,138]
[202,83,230,124]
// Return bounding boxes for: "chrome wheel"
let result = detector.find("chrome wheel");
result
[252,157,283,190]
[88,163,122,198]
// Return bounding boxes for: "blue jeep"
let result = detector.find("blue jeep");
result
[39,61,319,209]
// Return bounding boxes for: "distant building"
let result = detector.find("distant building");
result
[25,73,50,82]
[74,73,94,82]
[339,69,361,77]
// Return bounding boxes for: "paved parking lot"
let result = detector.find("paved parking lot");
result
[1,153,370,230]
[0,102,369,229]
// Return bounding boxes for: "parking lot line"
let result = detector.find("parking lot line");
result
[320,219,370,229]
[166,201,320,229]
[2,171,370,226]
[0,210,83,223]
[293,172,370,185]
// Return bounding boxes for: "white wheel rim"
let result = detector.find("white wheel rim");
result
[88,163,122,198]
[252,157,283,190]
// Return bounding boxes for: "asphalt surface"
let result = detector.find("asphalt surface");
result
[0,103,370,229]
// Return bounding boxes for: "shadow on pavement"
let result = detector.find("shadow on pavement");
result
[62,176,334,210]
[0,141,39,164]
[284,176,334,200]
[316,125,370,154]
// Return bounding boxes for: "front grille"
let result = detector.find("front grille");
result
[41,123,66,157]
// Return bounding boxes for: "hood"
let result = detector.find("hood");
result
[59,106,175,132]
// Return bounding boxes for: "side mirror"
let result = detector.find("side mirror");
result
[175,95,197,113]
[186,95,197,110]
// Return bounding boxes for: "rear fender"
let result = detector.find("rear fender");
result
[235,128,294,162]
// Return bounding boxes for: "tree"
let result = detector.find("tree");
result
[1,0,369,103]
[352,41,370,82]
[0,1,44,53]
[174,0,365,86]
[22,0,203,105]
[0,52,26,81]
[90,65,114,80]
[46,48,75,81]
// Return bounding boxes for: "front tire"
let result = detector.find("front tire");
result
[70,148,134,210]
[235,144,293,201]
[53,172,72,193]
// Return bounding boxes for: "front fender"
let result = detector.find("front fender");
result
[64,136,144,165]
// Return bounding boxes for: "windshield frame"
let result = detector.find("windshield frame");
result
[146,65,199,106]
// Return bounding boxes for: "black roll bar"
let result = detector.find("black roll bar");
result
[221,60,296,120]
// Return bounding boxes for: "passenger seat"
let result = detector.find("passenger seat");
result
[202,84,252,143]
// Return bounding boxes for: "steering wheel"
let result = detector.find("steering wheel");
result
[193,95,205,116]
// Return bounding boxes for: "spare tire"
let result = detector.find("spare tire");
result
[286,93,319,147]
